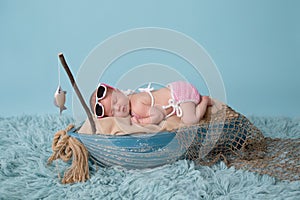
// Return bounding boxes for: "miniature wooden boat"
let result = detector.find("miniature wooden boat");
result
[67,128,188,169]
[66,114,249,169]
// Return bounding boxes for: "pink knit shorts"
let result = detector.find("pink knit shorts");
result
[167,81,201,104]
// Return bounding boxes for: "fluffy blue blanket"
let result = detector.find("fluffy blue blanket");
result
[1,115,300,199]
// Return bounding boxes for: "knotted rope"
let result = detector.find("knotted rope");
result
[47,124,90,184]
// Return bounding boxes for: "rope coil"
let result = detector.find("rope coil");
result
[48,124,90,184]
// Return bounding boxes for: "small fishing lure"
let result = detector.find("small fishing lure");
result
[54,85,67,115]
[54,58,67,115]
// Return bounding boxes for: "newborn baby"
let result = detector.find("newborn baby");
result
[90,81,213,125]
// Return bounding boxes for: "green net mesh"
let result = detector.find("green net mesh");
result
[175,104,300,181]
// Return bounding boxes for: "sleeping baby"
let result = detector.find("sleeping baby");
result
[89,81,213,125]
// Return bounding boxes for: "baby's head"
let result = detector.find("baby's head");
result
[90,83,130,118]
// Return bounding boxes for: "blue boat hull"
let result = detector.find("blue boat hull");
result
[68,129,188,169]
[67,116,250,169]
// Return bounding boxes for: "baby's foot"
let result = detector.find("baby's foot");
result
[202,96,214,106]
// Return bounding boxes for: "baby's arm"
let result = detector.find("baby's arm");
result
[132,105,166,125]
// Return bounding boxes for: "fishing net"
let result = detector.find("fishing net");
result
[176,104,300,181]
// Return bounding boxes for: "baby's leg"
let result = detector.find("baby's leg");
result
[180,97,210,124]
[180,102,199,124]
[196,96,210,119]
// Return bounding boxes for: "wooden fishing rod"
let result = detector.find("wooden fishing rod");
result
[58,53,96,134]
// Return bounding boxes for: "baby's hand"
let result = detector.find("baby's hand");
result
[149,106,166,124]
[131,116,139,124]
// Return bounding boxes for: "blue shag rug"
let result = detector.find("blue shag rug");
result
[1,115,300,199]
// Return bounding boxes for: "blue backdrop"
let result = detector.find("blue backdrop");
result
[0,0,299,117]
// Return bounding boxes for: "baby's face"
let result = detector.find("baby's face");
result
[99,88,130,118]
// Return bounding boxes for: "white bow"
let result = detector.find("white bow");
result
[138,83,154,93]
[162,99,183,118]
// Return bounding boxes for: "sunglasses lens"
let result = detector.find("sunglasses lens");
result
[95,104,104,118]
[97,85,106,99]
